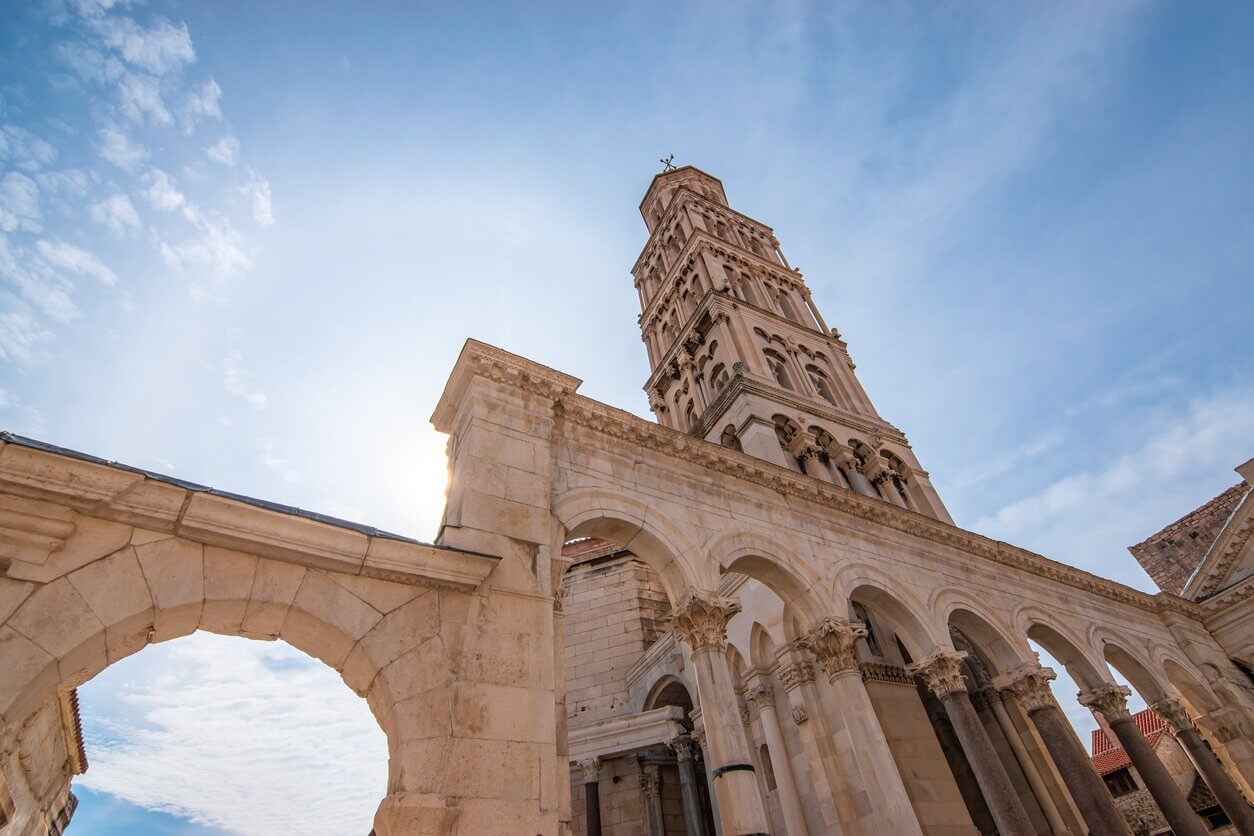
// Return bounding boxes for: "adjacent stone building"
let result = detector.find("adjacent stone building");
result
[1,165,1252,835]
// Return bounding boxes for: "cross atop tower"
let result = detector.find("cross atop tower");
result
[659,154,676,172]
[629,166,952,522]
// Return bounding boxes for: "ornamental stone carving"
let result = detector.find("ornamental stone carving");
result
[796,617,868,681]
[906,649,969,699]
[791,705,809,725]
[1151,697,1193,734]
[640,768,660,799]
[993,663,1059,714]
[578,757,601,784]
[1077,683,1133,722]
[744,683,775,709]
[691,727,706,751]
[668,590,741,651]
[779,661,815,691]
[738,701,751,726]
[670,736,694,762]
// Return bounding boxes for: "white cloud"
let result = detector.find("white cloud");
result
[140,167,186,213]
[0,173,42,234]
[182,77,222,130]
[35,239,119,286]
[97,124,149,171]
[161,209,252,279]
[117,71,172,125]
[0,124,56,172]
[223,349,268,409]
[35,169,93,198]
[244,167,274,226]
[78,634,386,836]
[88,193,141,237]
[55,41,124,85]
[0,295,53,363]
[97,17,196,76]
[0,236,79,323]
[205,135,240,166]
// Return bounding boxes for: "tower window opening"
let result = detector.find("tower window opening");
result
[807,365,837,406]
[764,350,793,391]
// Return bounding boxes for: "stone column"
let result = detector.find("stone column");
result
[579,757,603,836]
[1153,697,1254,834]
[798,617,923,835]
[789,436,833,484]
[909,650,1035,835]
[778,658,848,832]
[1079,684,1209,836]
[692,724,724,836]
[671,590,771,835]
[831,447,875,498]
[981,687,1070,834]
[862,457,907,508]
[672,736,710,836]
[745,678,810,835]
[640,762,666,836]
[995,664,1129,835]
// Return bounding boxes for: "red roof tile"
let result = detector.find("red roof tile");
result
[1089,707,1173,775]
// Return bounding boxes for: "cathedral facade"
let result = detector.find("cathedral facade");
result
[0,166,1250,835]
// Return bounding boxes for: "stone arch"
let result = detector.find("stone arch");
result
[1090,628,1172,702]
[707,529,829,630]
[644,674,695,714]
[932,589,1032,674]
[1163,657,1223,716]
[1013,606,1109,690]
[553,486,710,596]
[749,622,779,669]
[0,536,468,835]
[832,563,942,657]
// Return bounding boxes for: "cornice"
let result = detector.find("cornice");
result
[1200,573,1253,616]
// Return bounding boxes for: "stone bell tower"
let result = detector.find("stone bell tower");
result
[633,165,951,522]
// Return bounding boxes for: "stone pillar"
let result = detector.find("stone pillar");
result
[1079,684,1209,836]
[789,436,833,484]
[640,762,665,836]
[909,650,1035,836]
[778,658,849,831]
[982,687,1070,834]
[995,664,1129,835]
[861,457,906,508]
[1153,697,1254,834]
[692,724,724,836]
[579,757,603,836]
[831,447,875,498]
[745,678,810,835]
[798,617,923,835]
[670,590,771,835]
[672,737,710,836]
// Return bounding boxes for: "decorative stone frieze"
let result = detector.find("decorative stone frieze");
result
[796,617,868,681]
[1151,698,1193,734]
[778,661,815,692]
[667,589,741,652]
[1077,683,1133,722]
[905,649,969,699]
[790,705,808,726]
[992,663,1059,714]
[744,683,775,708]
[860,661,914,686]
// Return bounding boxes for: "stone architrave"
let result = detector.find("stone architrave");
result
[670,590,771,835]
[909,649,1035,835]
[1153,697,1254,833]
[1079,684,1209,836]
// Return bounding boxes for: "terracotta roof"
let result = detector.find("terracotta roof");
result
[1090,707,1172,775]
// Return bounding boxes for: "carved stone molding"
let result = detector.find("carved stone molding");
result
[1151,698,1193,734]
[691,726,706,751]
[1078,683,1133,722]
[992,663,1059,715]
[0,494,76,573]
[578,757,601,784]
[906,649,969,699]
[640,767,660,798]
[791,704,809,725]
[670,736,694,762]
[744,683,775,709]
[860,661,914,687]
[778,661,815,692]
[668,589,741,652]
[796,617,867,681]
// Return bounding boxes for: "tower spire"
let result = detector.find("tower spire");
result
[631,166,952,522]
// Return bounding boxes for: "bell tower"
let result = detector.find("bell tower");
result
[633,165,951,522]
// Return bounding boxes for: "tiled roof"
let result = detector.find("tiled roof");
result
[1090,707,1171,775]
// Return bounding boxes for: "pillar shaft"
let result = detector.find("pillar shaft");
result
[910,650,1034,835]
[746,682,809,835]
[579,758,602,836]
[1081,684,1208,836]
[986,691,1069,834]
[674,739,710,836]
[1154,698,1254,834]
[641,764,665,836]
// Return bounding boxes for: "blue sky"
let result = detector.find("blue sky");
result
[2,1,1252,832]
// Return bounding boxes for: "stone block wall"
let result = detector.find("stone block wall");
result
[1128,483,1244,594]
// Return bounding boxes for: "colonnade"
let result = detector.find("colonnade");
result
[580,588,1254,836]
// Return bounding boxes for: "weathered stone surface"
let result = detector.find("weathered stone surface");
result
[135,536,204,642]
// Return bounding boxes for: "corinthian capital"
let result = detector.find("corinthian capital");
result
[778,661,815,691]
[578,757,601,784]
[796,617,867,681]
[744,682,775,709]
[1078,683,1133,722]
[992,663,1059,714]
[669,589,741,652]
[1151,697,1193,734]
[906,649,969,699]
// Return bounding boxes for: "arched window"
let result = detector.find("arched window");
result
[807,365,837,406]
[684,400,697,431]
[750,237,765,257]
[720,424,742,452]
[710,363,729,392]
[772,415,802,471]
[851,601,882,657]
[759,743,777,792]
[740,277,759,306]
[776,290,801,323]
[881,451,915,510]
[764,350,793,391]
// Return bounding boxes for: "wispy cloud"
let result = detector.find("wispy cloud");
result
[204,135,239,166]
[35,239,119,286]
[88,192,142,237]
[182,77,222,131]
[97,124,150,171]
[0,173,43,233]
[222,349,268,409]
[243,168,274,226]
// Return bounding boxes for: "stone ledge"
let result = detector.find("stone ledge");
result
[568,705,688,763]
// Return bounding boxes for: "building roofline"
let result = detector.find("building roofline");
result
[638,165,727,218]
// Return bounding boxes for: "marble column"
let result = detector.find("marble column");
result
[862,457,907,508]
[640,762,665,836]
[692,724,724,836]
[790,437,833,484]
[671,590,771,835]
[1153,697,1254,834]
[981,686,1070,834]
[909,649,1035,835]
[831,447,875,498]
[745,677,809,835]
[579,757,603,836]
[672,736,710,836]
[777,658,849,832]
[798,617,923,835]
[1079,684,1209,836]
[995,664,1129,835]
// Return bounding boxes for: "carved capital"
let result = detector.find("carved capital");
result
[669,589,741,652]
[1078,683,1132,722]
[1151,697,1193,735]
[778,661,815,692]
[797,617,867,681]
[738,700,751,726]
[906,649,969,699]
[640,767,660,798]
[993,663,1059,714]
[670,735,694,762]
[691,726,706,751]
[862,455,891,484]
[744,683,775,709]
[578,757,601,784]
[791,704,808,725]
